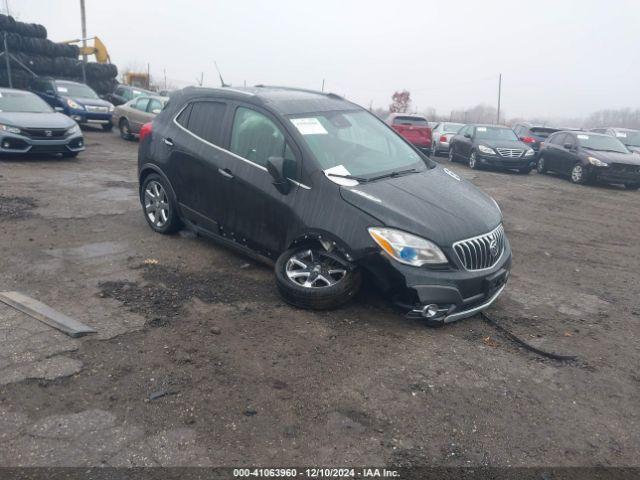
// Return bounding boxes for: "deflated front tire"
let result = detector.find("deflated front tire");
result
[275,247,362,310]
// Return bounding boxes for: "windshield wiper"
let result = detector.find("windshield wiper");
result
[367,168,419,182]
[326,172,370,182]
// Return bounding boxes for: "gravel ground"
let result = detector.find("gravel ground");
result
[0,129,638,467]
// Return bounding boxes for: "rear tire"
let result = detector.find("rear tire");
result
[119,118,134,140]
[140,174,181,234]
[275,247,361,310]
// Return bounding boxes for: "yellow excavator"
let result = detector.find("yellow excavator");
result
[63,36,111,63]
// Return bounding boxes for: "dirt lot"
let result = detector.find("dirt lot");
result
[0,130,639,468]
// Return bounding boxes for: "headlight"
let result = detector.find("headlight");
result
[588,156,608,167]
[66,98,84,110]
[66,123,81,135]
[368,227,448,267]
[0,123,21,134]
[478,145,496,155]
[525,149,535,157]
[108,104,115,112]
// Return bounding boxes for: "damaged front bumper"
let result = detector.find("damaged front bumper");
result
[362,240,512,326]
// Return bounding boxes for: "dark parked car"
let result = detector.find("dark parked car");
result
[590,127,640,154]
[106,85,156,106]
[537,131,640,189]
[29,77,115,131]
[0,88,84,157]
[430,122,464,156]
[512,122,559,156]
[386,113,432,153]
[449,124,536,173]
[137,86,511,325]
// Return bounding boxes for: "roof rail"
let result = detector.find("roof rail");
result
[253,85,343,100]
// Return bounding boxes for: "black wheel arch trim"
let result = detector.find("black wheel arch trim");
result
[286,229,361,264]
[138,163,178,204]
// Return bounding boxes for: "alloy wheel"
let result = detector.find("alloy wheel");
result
[571,164,584,183]
[469,152,477,169]
[285,249,347,288]
[448,148,454,162]
[144,180,170,228]
[537,157,545,173]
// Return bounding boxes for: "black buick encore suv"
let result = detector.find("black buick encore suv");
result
[137,86,511,325]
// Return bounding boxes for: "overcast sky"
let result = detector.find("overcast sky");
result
[12,0,640,119]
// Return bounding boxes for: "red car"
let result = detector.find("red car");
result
[386,113,432,153]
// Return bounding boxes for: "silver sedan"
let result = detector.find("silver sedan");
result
[431,122,464,156]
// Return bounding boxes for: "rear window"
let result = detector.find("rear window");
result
[393,116,428,126]
[529,127,559,138]
[443,123,463,133]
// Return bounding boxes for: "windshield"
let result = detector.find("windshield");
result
[392,116,428,126]
[475,126,518,141]
[0,91,53,113]
[56,82,99,99]
[443,123,463,133]
[614,130,640,147]
[289,110,428,178]
[577,134,629,153]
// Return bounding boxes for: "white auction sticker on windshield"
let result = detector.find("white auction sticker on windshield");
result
[290,117,328,135]
[477,127,487,132]
[57,87,68,92]
[577,134,589,139]
[324,164,358,186]
[616,132,627,137]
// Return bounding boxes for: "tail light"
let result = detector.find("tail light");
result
[140,122,153,141]
[440,135,448,142]
[521,136,535,144]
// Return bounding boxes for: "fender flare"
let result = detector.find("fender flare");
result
[138,164,179,205]
[286,229,358,263]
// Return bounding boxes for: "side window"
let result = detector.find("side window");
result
[135,98,150,111]
[175,103,192,127]
[230,107,287,168]
[550,133,565,146]
[122,89,133,101]
[564,134,576,148]
[147,99,162,114]
[186,101,227,146]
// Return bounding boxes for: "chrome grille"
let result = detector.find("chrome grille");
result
[496,148,523,158]
[86,105,109,113]
[453,224,505,271]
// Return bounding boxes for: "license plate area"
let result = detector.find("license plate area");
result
[484,269,507,296]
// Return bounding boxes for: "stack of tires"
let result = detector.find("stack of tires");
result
[0,14,117,95]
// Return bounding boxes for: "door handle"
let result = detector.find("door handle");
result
[218,168,234,179]
[162,137,174,147]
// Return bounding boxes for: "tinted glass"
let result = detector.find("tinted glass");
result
[231,107,286,167]
[56,82,99,99]
[474,127,518,141]
[135,98,150,111]
[176,103,192,127]
[549,133,565,145]
[392,116,428,126]
[289,110,426,178]
[0,91,53,113]
[186,101,227,146]
[576,134,629,153]
[529,127,559,138]
[614,130,640,147]
[443,123,463,133]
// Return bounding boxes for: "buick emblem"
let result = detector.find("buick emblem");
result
[489,238,499,257]
[44,130,52,137]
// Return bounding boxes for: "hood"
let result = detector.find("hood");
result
[339,167,501,247]
[66,96,112,108]
[477,139,528,150]
[585,149,640,165]
[0,111,75,129]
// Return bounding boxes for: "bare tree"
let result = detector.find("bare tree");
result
[389,90,412,113]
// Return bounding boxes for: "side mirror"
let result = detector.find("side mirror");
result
[151,109,162,114]
[564,143,573,150]
[266,157,291,194]
[464,133,472,139]
[45,90,56,96]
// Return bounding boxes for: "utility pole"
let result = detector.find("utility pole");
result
[321,79,325,92]
[79,0,87,83]
[163,68,167,90]
[497,73,502,125]
[147,62,150,89]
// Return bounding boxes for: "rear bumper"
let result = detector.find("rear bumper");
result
[0,132,85,155]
